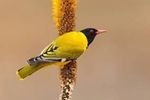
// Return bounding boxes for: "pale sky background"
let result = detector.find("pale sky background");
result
[0,0,150,100]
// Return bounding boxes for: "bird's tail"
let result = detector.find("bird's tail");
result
[16,55,72,80]
[16,64,45,80]
[16,61,71,80]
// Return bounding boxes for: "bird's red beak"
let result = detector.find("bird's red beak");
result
[96,29,107,35]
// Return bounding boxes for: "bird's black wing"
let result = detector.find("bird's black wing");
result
[27,55,68,66]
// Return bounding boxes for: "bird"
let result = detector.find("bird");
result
[16,28,106,80]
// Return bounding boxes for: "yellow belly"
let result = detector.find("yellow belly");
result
[55,32,88,59]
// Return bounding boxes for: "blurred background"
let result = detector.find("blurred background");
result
[0,0,150,100]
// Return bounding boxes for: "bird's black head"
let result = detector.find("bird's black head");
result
[80,28,106,46]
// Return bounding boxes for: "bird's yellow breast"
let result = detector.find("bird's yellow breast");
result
[56,32,87,48]
[54,32,88,58]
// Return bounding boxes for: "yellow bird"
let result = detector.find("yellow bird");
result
[16,28,106,80]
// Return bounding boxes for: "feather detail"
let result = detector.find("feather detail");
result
[27,55,71,66]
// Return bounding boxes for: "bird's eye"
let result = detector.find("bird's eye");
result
[89,29,95,36]
[90,29,94,33]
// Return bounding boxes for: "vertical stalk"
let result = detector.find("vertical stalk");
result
[52,0,76,34]
[59,60,77,100]
[52,0,77,100]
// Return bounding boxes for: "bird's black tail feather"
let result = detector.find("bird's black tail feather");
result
[27,55,68,66]
[27,55,44,65]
